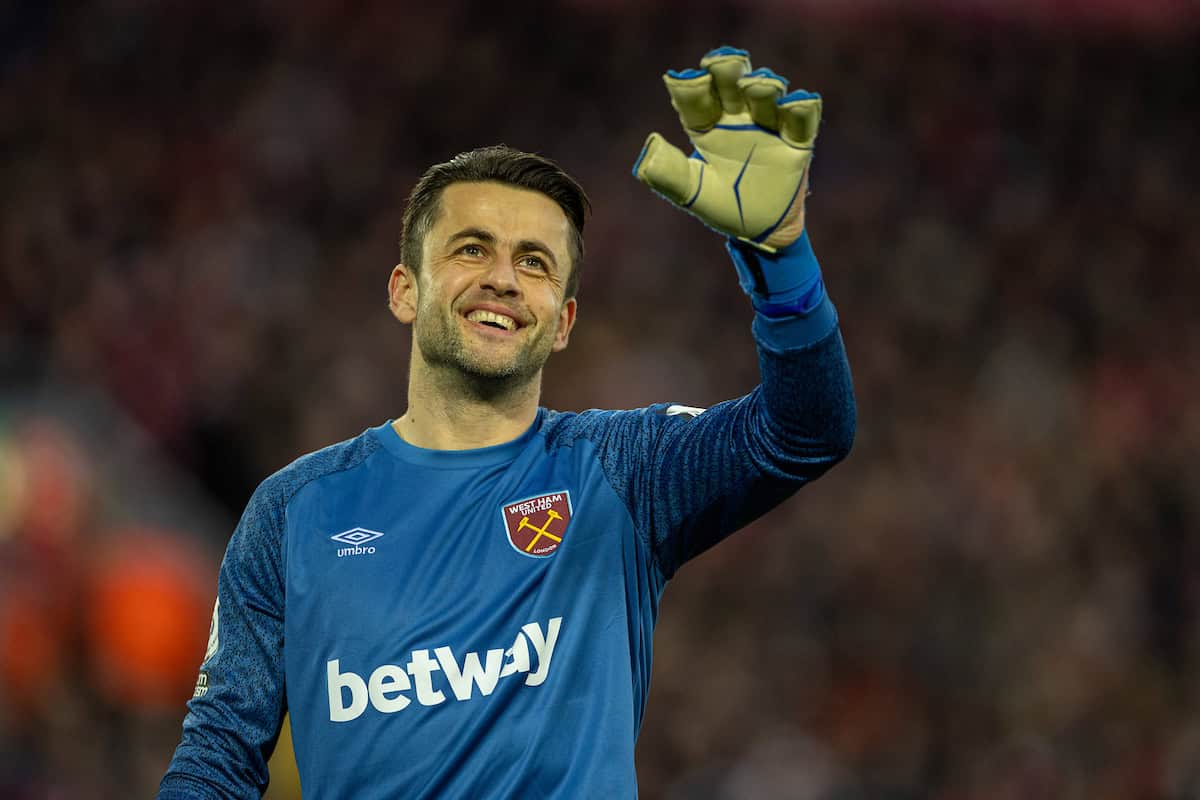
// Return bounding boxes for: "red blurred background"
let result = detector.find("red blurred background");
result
[2,0,1198,797]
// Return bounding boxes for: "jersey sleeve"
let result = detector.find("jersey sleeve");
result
[158,475,290,800]
[574,303,855,580]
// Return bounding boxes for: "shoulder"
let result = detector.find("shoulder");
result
[538,403,710,451]
[251,426,384,513]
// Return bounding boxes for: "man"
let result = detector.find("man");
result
[159,46,855,799]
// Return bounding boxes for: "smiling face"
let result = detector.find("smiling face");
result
[389,181,578,391]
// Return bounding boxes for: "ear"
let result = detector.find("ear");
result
[388,263,418,324]
[551,297,577,352]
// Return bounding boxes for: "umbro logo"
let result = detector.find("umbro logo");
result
[331,527,384,557]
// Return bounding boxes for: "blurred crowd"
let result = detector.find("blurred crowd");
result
[2,1,1198,797]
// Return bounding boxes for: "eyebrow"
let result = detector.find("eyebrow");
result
[445,227,560,271]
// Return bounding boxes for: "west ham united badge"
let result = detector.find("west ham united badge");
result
[501,491,573,558]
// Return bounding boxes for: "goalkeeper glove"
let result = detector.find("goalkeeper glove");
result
[633,46,825,317]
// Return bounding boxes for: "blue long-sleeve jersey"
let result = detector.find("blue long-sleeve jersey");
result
[159,304,855,799]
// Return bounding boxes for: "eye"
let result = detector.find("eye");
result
[461,244,485,257]
[519,254,547,270]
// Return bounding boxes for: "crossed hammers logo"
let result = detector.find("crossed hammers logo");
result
[517,509,563,553]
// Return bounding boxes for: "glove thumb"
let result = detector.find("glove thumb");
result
[632,133,697,206]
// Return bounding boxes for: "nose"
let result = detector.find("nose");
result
[478,253,520,297]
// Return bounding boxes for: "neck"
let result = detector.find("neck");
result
[394,361,543,450]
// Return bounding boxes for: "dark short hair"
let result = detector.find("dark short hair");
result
[400,145,591,299]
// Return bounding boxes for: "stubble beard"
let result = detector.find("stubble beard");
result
[413,301,556,400]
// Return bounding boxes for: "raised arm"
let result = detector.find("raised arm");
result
[625,46,856,576]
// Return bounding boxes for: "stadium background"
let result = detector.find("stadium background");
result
[1,0,1198,797]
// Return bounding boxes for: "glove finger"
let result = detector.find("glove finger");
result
[738,67,789,132]
[778,90,822,148]
[699,46,751,116]
[663,69,721,132]
[632,132,700,206]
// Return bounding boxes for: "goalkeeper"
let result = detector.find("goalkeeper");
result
[159,46,854,799]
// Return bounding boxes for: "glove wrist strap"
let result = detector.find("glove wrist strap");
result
[726,231,826,318]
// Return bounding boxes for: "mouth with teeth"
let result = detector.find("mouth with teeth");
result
[464,308,522,333]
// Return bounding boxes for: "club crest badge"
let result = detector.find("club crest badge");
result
[501,491,573,558]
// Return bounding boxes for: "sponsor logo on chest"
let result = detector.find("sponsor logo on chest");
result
[326,617,563,722]
[501,491,573,558]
